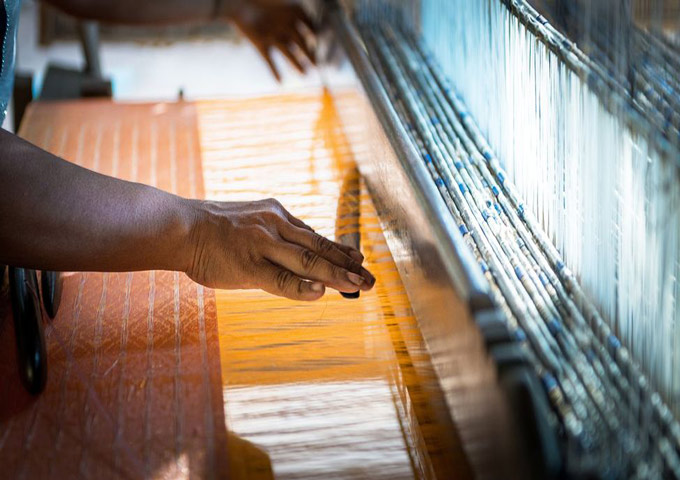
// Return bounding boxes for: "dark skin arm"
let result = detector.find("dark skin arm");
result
[42,0,217,25]
[0,0,357,300]
[0,130,375,300]
[42,0,317,81]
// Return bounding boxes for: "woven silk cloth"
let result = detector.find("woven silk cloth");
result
[199,91,470,479]
[0,93,470,479]
[0,101,228,479]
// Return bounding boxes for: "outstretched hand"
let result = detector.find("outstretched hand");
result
[227,0,317,81]
[185,198,375,301]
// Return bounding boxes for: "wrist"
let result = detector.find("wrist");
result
[168,197,205,274]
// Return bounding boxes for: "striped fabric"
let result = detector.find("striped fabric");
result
[0,101,227,479]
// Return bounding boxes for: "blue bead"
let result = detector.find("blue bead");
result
[541,373,558,391]
[548,319,562,335]
[514,266,523,279]
[459,224,468,236]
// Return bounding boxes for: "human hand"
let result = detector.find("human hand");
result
[225,0,317,81]
[184,198,375,301]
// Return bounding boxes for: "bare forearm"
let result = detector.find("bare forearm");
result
[41,0,241,25]
[0,129,195,273]
[0,129,375,300]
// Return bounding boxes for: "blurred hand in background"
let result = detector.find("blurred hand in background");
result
[226,0,317,81]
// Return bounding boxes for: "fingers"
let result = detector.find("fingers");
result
[286,213,314,232]
[284,225,368,270]
[255,43,281,82]
[269,200,314,232]
[334,242,365,264]
[283,225,357,268]
[276,42,306,74]
[293,5,316,34]
[267,242,370,294]
[232,3,317,82]
[290,28,316,65]
[257,37,310,79]
[276,225,375,289]
[259,261,325,301]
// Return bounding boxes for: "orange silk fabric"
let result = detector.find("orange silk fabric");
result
[0,93,470,480]
[0,101,228,479]
[199,91,470,479]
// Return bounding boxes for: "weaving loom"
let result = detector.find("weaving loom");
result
[319,0,680,478]
[1,0,679,479]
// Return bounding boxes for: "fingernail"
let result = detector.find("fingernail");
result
[349,250,364,263]
[362,268,376,286]
[347,272,364,286]
[310,282,324,292]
